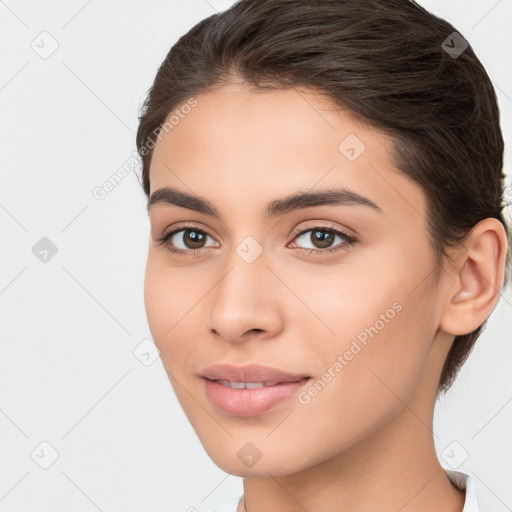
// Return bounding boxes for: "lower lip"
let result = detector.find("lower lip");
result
[203,378,311,417]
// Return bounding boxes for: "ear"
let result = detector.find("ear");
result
[439,218,508,336]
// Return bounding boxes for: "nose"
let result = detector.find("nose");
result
[207,246,284,344]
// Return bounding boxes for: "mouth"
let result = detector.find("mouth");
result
[200,362,310,384]
[199,363,312,416]
[205,378,309,389]
[202,377,311,417]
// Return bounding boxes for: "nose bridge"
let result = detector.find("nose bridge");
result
[221,230,269,288]
[207,235,281,340]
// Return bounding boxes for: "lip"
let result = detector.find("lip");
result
[200,363,311,417]
[203,379,311,417]
[200,363,310,384]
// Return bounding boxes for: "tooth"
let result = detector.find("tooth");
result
[215,380,284,389]
[244,382,265,389]
[229,381,247,389]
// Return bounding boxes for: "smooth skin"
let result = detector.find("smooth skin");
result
[144,81,508,512]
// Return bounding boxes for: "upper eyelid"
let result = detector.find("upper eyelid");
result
[159,225,218,245]
[290,222,355,238]
[159,218,354,236]
[161,225,215,239]
[159,222,215,239]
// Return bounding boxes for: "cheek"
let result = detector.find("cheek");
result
[143,254,190,362]
[143,252,220,388]
[292,261,435,406]
[143,258,200,414]
[273,275,435,464]
[143,257,169,342]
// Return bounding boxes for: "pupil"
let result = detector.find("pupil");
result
[312,230,333,248]
[185,230,205,249]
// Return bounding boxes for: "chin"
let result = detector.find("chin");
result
[202,440,315,478]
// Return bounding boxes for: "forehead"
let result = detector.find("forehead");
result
[149,83,426,222]
[150,83,383,180]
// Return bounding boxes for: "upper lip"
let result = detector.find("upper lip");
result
[200,363,310,384]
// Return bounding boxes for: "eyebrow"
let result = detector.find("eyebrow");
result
[147,185,382,218]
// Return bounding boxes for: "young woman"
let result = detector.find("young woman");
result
[136,1,510,510]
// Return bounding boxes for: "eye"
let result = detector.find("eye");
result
[289,225,357,255]
[154,223,358,258]
[155,225,219,258]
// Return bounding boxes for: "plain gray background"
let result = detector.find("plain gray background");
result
[1,0,511,510]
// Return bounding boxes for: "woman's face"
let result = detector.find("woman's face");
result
[144,82,451,476]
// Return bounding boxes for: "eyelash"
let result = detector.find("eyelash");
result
[155,223,358,259]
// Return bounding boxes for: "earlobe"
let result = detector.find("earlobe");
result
[439,218,508,336]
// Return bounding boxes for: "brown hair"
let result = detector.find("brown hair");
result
[136,0,511,394]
